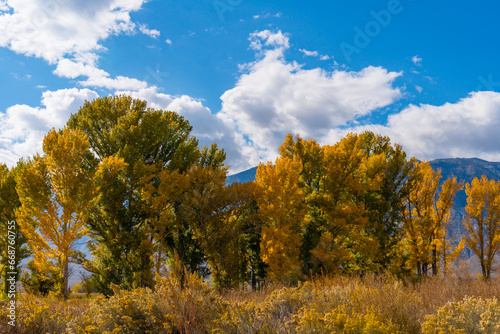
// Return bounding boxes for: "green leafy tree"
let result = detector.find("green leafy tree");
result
[68,95,225,291]
[0,161,31,295]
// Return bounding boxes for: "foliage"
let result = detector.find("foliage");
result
[0,160,31,295]
[463,176,500,280]
[20,260,58,296]
[255,156,307,282]
[401,161,463,276]
[422,296,500,333]
[16,128,95,299]
[5,273,500,333]
[267,132,415,277]
[67,95,224,292]
[67,254,225,334]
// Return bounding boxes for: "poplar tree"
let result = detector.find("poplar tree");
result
[0,161,31,295]
[463,176,500,280]
[255,156,307,282]
[67,95,204,292]
[16,128,95,299]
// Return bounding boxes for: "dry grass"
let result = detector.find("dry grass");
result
[1,274,500,333]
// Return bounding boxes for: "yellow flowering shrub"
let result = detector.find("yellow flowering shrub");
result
[422,296,500,334]
[295,305,400,333]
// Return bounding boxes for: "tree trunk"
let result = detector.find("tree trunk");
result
[432,246,438,275]
[63,258,69,301]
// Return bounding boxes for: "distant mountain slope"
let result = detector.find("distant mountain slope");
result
[227,158,500,229]
[227,166,258,184]
[430,158,500,209]
[228,158,500,187]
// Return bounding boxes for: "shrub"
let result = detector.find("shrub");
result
[422,296,500,333]
[295,305,400,333]
[67,256,225,333]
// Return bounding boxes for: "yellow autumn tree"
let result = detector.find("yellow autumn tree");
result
[463,176,500,280]
[276,132,415,275]
[402,161,462,276]
[434,177,465,276]
[16,128,95,299]
[142,167,189,276]
[255,156,307,282]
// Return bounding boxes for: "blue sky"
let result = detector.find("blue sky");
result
[1,0,500,173]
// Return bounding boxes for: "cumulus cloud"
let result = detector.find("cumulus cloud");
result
[0,0,150,90]
[299,49,319,57]
[324,91,500,162]
[0,88,99,166]
[249,30,290,50]
[0,0,145,63]
[218,30,402,166]
[115,87,249,172]
[54,59,148,90]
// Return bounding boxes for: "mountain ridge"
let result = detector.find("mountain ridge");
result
[228,158,500,185]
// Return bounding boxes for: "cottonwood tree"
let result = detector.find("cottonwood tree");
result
[401,161,462,276]
[277,132,414,275]
[16,128,95,300]
[255,156,307,282]
[463,176,500,280]
[67,95,211,292]
[0,161,31,295]
[184,167,257,289]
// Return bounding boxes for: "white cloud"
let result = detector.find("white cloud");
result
[249,30,290,51]
[299,48,330,61]
[116,87,249,172]
[325,91,500,162]
[139,24,160,38]
[0,1,9,12]
[80,75,147,91]
[0,88,99,166]
[299,49,319,57]
[219,30,403,167]
[0,0,152,90]
[165,38,172,45]
[0,0,146,64]
[54,59,148,90]
[411,55,423,66]
[253,13,282,19]
[415,85,423,93]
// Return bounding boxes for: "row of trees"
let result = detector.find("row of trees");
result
[1,95,500,300]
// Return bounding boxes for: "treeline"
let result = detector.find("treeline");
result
[1,95,500,299]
